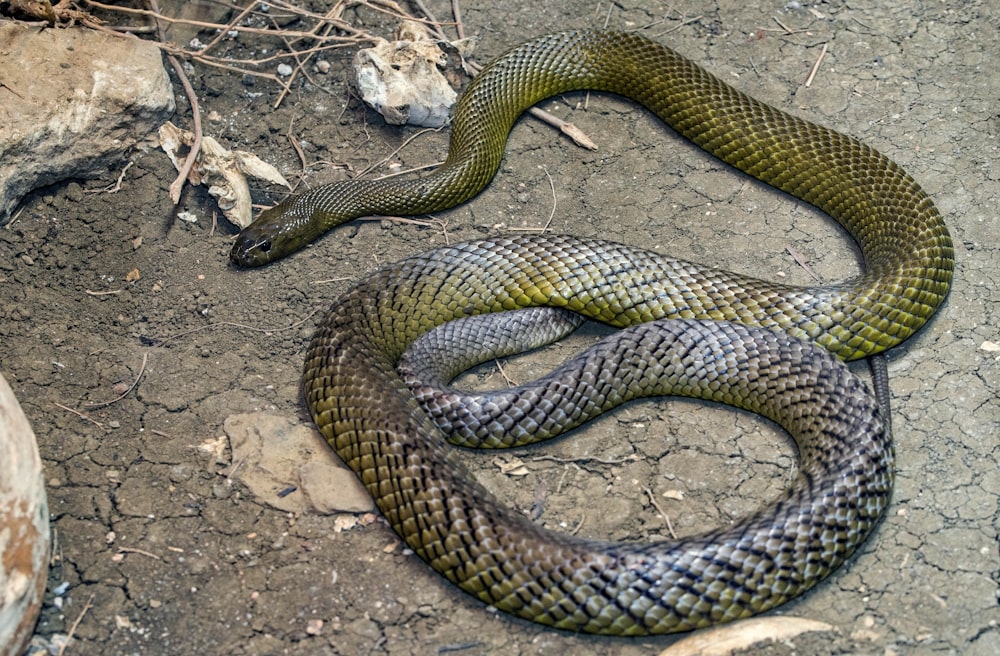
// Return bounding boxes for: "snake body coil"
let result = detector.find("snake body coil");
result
[241,31,953,634]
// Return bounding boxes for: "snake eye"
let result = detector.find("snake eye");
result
[258,240,272,253]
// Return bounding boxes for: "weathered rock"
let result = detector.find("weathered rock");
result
[353,21,459,128]
[0,372,48,656]
[224,413,374,514]
[0,21,175,223]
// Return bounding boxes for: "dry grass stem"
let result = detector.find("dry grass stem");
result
[58,593,95,656]
[804,42,828,87]
[645,486,678,539]
[86,353,148,408]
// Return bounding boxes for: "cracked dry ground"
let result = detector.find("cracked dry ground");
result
[1,1,997,654]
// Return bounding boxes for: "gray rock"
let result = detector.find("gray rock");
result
[0,22,175,224]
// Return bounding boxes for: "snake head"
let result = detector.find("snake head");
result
[229,224,276,267]
[230,194,318,267]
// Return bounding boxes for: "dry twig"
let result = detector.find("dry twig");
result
[803,42,829,87]
[58,593,95,656]
[86,353,148,408]
[645,486,678,539]
[155,309,321,347]
[145,0,203,204]
[53,402,105,429]
[117,546,162,560]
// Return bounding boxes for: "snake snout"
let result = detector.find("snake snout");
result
[230,231,273,267]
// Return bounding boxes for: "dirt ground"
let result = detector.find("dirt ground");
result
[2,1,997,654]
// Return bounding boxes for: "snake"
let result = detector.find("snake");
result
[230,30,953,634]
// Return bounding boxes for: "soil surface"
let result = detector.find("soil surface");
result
[2,1,998,655]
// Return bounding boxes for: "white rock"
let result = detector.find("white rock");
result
[0,21,175,223]
[353,21,458,127]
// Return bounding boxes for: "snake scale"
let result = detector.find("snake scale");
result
[231,31,953,634]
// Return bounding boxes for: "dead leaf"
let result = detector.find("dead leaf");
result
[493,456,529,476]
[158,121,290,228]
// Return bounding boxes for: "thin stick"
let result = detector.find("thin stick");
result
[155,309,320,347]
[147,0,203,204]
[804,42,828,87]
[83,0,355,40]
[118,546,162,560]
[272,3,349,107]
[86,160,133,194]
[289,133,308,171]
[359,215,450,243]
[541,165,557,231]
[58,593,95,656]
[197,0,258,54]
[86,353,148,408]
[645,487,678,539]
[451,0,465,40]
[772,16,794,34]
[409,0,441,28]
[509,167,558,232]
[493,358,516,387]
[658,15,703,35]
[531,453,642,466]
[784,244,823,282]
[357,127,444,177]
[54,403,106,429]
[311,276,354,284]
[373,161,444,180]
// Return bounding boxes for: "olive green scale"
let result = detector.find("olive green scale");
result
[233,31,953,634]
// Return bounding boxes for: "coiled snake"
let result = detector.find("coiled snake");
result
[231,31,953,634]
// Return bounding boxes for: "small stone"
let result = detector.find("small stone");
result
[65,182,84,202]
[277,63,293,77]
[305,619,324,635]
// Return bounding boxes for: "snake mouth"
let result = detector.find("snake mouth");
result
[230,233,273,267]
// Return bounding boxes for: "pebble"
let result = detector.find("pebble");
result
[277,63,293,77]
[65,182,84,202]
